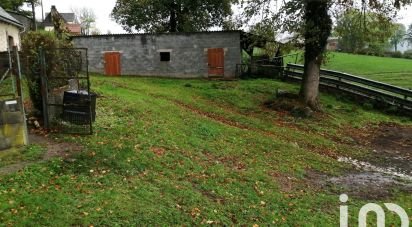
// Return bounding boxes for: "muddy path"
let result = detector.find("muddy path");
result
[0,133,82,175]
[347,123,412,176]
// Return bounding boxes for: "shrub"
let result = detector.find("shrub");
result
[383,50,393,57]
[21,31,73,115]
[356,48,368,56]
[391,51,403,58]
[356,48,384,57]
[403,49,412,59]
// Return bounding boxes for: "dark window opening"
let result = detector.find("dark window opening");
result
[8,36,14,50]
[160,52,171,62]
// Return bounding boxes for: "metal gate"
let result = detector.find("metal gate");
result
[39,48,94,135]
[0,47,28,151]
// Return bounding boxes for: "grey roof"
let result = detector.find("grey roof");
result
[60,13,75,22]
[0,6,23,27]
[44,12,76,26]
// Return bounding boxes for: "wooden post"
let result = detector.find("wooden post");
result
[12,47,22,98]
[6,32,16,95]
[13,46,29,145]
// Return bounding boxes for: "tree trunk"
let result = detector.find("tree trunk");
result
[31,1,37,31]
[170,9,177,32]
[300,0,332,110]
[41,0,44,21]
[301,55,321,109]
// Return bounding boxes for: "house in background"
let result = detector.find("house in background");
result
[0,6,23,52]
[327,37,339,51]
[43,6,81,35]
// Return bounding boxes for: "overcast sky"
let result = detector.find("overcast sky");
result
[31,0,412,34]
[32,0,125,34]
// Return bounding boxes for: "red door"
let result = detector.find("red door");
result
[208,48,224,76]
[104,52,121,76]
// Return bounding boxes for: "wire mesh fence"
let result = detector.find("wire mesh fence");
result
[45,48,94,134]
[23,48,95,135]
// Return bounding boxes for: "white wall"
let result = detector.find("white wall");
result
[45,26,54,32]
[0,22,21,52]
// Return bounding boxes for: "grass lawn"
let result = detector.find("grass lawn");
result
[0,76,411,225]
[285,52,412,88]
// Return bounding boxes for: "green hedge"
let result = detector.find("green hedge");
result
[21,31,73,115]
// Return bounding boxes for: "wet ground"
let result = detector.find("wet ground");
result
[326,123,412,199]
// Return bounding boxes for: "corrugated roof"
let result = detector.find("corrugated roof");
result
[0,6,23,28]
[71,30,242,38]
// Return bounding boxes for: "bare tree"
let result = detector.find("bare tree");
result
[406,24,412,45]
[72,7,97,35]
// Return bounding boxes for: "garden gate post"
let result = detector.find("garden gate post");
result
[13,46,29,145]
[39,48,49,129]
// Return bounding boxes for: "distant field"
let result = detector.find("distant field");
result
[284,52,412,88]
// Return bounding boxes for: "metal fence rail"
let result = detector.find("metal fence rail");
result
[284,63,412,110]
[236,64,283,78]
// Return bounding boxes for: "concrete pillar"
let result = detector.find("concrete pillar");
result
[0,100,27,151]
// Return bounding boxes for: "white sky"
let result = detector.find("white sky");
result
[29,0,412,34]
[399,5,412,26]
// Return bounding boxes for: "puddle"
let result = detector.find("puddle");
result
[319,157,412,199]
[343,123,412,174]
[338,156,412,182]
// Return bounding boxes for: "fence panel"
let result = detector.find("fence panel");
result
[39,48,95,135]
[284,64,412,111]
[0,49,28,151]
[236,64,283,79]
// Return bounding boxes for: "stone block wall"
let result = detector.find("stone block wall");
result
[72,31,242,78]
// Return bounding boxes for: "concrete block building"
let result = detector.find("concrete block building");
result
[72,31,252,78]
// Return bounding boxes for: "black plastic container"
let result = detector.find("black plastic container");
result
[62,90,96,125]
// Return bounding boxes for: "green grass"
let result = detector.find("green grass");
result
[0,76,410,225]
[0,77,15,101]
[0,145,45,168]
[284,52,412,88]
